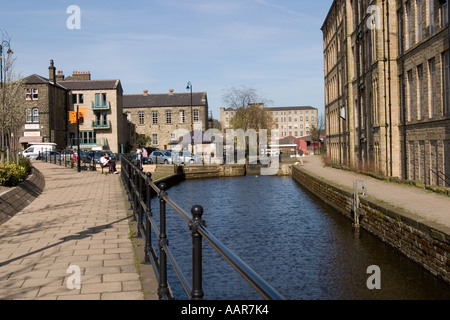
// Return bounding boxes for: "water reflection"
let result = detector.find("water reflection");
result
[151,175,450,300]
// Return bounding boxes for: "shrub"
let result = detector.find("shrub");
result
[0,162,29,187]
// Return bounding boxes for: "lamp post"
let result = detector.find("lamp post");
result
[0,39,12,88]
[186,81,194,153]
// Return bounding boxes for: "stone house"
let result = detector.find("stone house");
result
[18,60,133,154]
[123,90,209,151]
[20,61,68,149]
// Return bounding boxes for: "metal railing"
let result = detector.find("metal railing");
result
[120,156,286,300]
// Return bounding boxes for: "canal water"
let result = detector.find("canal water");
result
[150,175,450,300]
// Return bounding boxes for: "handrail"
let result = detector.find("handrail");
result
[120,156,286,300]
[429,168,450,187]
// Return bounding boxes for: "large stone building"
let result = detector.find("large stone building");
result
[322,0,449,186]
[123,90,209,151]
[220,105,318,139]
[19,60,133,154]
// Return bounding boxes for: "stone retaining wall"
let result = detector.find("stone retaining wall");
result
[0,168,45,225]
[291,165,450,285]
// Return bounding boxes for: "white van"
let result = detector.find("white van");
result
[22,143,57,160]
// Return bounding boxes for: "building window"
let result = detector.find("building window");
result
[428,58,438,117]
[26,108,39,123]
[180,110,186,124]
[443,1,449,26]
[408,69,415,121]
[444,51,450,115]
[398,9,404,54]
[152,134,158,145]
[80,131,96,145]
[429,0,435,34]
[25,88,38,100]
[138,111,145,125]
[152,111,158,124]
[166,110,172,124]
[72,94,84,104]
[94,93,107,108]
[406,1,413,49]
[417,0,423,42]
[193,110,199,123]
[417,64,425,119]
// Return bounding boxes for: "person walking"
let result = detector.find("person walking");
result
[298,148,304,166]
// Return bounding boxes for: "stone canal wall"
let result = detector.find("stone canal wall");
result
[291,165,450,285]
[0,167,45,225]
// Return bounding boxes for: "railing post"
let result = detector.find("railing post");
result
[144,172,153,264]
[158,183,170,299]
[190,205,205,300]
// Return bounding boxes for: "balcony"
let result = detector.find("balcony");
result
[92,120,111,130]
[91,101,111,110]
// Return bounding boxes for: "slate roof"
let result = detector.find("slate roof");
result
[23,74,51,85]
[123,92,207,108]
[22,74,121,92]
[57,80,121,91]
[265,106,317,111]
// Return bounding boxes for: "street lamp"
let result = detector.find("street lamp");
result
[0,39,13,88]
[186,81,194,153]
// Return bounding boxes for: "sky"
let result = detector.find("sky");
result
[0,0,333,119]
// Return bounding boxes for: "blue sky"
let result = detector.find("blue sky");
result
[0,0,332,118]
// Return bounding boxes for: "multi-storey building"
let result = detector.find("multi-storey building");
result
[322,0,450,186]
[19,60,133,154]
[267,106,318,139]
[58,75,128,154]
[220,105,318,139]
[123,90,209,151]
[20,61,67,149]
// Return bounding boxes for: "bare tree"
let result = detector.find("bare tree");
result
[222,85,274,132]
[222,85,272,110]
[0,31,24,153]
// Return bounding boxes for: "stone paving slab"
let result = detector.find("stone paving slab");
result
[0,162,158,300]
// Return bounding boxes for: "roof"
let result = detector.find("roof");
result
[123,92,208,108]
[57,80,121,91]
[23,74,51,85]
[265,106,317,112]
[222,106,317,112]
[22,74,122,92]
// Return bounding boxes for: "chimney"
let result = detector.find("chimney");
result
[49,59,56,83]
[72,71,91,81]
[56,70,65,82]
[143,90,148,96]
[169,89,174,96]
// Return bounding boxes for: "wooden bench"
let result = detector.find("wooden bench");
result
[100,164,112,174]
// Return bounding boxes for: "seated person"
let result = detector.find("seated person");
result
[100,153,118,174]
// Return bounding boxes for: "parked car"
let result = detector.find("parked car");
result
[143,147,159,155]
[22,143,57,160]
[148,150,175,164]
[175,151,202,164]
[37,151,62,161]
